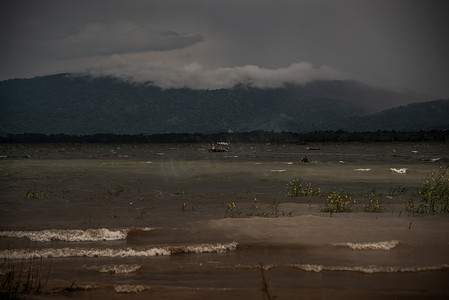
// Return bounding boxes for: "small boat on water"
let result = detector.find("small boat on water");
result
[209,142,231,152]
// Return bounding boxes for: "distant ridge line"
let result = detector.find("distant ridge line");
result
[2,74,446,135]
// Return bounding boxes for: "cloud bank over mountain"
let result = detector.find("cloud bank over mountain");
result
[2,1,449,98]
[84,59,345,90]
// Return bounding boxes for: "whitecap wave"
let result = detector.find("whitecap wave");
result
[89,264,141,274]
[270,169,287,172]
[390,168,407,174]
[114,284,149,293]
[354,168,371,171]
[0,242,238,259]
[334,240,399,250]
[181,242,237,254]
[0,227,153,242]
[296,264,323,272]
[292,263,449,274]
[0,247,171,259]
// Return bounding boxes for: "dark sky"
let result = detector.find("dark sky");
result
[1,0,449,97]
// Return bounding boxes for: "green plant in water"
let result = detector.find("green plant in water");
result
[25,186,49,200]
[106,185,127,197]
[286,178,320,197]
[282,210,294,217]
[271,200,280,218]
[226,197,293,218]
[225,201,241,218]
[252,196,259,210]
[322,189,355,214]
[363,189,384,212]
[407,166,449,214]
[389,186,408,196]
[180,201,195,211]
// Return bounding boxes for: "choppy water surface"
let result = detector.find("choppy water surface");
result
[1,143,448,299]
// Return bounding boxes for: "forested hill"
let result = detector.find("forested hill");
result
[327,99,449,132]
[0,74,446,136]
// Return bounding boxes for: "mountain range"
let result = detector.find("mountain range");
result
[0,74,448,136]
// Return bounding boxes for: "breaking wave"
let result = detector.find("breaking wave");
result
[172,243,238,254]
[289,263,449,274]
[0,242,238,259]
[89,264,142,274]
[115,284,149,293]
[333,240,400,250]
[390,168,407,174]
[188,262,449,274]
[0,247,170,259]
[0,227,153,242]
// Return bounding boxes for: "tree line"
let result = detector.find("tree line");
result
[1,130,448,144]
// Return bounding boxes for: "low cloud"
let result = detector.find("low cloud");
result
[37,21,204,58]
[84,58,346,89]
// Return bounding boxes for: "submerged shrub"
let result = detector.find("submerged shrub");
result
[389,186,408,196]
[322,189,355,214]
[286,178,320,197]
[226,199,294,218]
[225,201,241,218]
[106,185,126,197]
[25,186,49,200]
[407,166,449,214]
[363,189,384,212]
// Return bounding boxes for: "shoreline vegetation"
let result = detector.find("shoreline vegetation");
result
[1,130,448,144]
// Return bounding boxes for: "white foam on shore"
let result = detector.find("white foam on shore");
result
[115,284,149,293]
[291,263,449,274]
[0,242,238,259]
[0,227,153,242]
[334,240,399,250]
[0,247,171,259]
[89,264,142,274]
[354,168,371,171]
[181,242,237,254]
[390,168,407,174]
